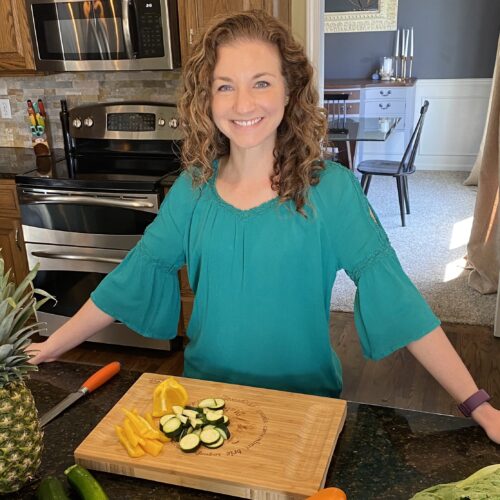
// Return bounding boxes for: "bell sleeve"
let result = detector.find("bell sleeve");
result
[330,167,440,360]
[90,172,195,340]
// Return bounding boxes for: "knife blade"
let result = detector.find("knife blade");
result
[40,361,121,428]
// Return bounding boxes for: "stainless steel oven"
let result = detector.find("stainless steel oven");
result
[26,0,180,71]
[16,100,183,350]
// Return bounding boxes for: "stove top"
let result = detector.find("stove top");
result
[16,149,181,192]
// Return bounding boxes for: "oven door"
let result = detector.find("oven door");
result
[26,0,180,71]
[18,187,172,350]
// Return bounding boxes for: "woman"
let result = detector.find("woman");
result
[28,10,499,442]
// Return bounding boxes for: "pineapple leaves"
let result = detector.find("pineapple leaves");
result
[0,344,13,362]
[11,263,40,303]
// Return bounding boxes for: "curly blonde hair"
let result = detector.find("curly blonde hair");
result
[177,9,327,214]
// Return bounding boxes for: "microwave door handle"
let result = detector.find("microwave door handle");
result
[122,0,135,58]
[31,251,123,265]
[21,193,154,209]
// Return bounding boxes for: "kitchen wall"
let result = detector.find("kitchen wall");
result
[324,0,500,79]
[0,71,182,149]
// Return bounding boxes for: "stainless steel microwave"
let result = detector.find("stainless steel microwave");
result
[26,0,181,71]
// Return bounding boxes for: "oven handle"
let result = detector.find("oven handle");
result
[21,194,154,209]
[31,251,123,265]
[122,0,135,59]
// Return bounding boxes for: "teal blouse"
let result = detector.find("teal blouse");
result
[91,161,440,397]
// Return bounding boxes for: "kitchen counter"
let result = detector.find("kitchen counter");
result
[9,362,500,500]
[0,147,65,179]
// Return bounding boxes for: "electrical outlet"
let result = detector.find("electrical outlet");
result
[0,99,12,119]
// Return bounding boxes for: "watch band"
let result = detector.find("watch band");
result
[458,389,491,417]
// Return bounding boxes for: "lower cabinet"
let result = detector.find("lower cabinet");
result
[0,180,29,285]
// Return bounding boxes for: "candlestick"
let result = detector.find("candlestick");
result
[409,56,413,79]
[394,29,400,57]
[410,27,414,58]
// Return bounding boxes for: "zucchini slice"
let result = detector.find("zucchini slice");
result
[204,436,224,449]
[198,398,217,408]
[216,424,230,440]
[172,405,184,415]
[161,416,182,437]
[205,410,224,424]
[212,399,225,410]
[199,428,221,445]
[179,433,201,453]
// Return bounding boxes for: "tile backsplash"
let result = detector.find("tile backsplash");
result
[0,70,182,149]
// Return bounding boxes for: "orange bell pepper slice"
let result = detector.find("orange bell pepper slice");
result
[115,425,145,458]
[152,377,189,417]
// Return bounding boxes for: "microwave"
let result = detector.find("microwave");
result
[26,0,181,71]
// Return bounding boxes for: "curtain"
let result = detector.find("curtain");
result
[466,35,500,294]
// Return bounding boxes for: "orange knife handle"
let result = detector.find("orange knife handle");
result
[81,361,121,393]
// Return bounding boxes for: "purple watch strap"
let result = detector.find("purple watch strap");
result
[458,389,491,417]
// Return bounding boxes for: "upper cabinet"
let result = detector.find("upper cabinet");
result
[0,0,35,71]
[177,0,290,66]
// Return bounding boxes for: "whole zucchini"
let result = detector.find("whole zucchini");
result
[36,476,69,500]
[64,464,109,500]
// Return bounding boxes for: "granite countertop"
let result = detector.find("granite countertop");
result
[8,362,500,500]
[0,147,65,179]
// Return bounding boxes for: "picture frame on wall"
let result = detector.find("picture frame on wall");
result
[324,0,398,33]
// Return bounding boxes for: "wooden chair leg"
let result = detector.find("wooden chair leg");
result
[403,176,410,214]
[364,175,372,195]
[396,177,406,226]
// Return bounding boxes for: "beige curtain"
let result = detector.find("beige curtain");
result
[466,35,500,294]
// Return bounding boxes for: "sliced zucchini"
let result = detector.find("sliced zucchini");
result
[204,436,224,449]
[182,409,199,419]
[212,398,225,410]
[222,415,229,425]
[185,405,201,412]
[205,410,224,424]
[159,414,177,427]
[199,428,221,445]
[216,424,230,440]
[177,414,188,425]
[161,416,182,437]
[179,433,201,453]
[193,428,202,436]
[172,405,184,415]
[198,398,217,408]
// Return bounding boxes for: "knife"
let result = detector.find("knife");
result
[40,361,121,428]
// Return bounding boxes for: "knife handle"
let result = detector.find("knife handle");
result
[81,361,121,393]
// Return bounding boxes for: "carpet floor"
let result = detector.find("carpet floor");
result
[330,170,497,325]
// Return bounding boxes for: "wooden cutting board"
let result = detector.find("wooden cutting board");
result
[75,374,347,499]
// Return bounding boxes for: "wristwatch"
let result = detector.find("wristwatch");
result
[458,389,491,417]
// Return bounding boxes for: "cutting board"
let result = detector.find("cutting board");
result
[75,374,347,499]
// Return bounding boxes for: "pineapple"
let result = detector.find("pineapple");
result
[0,256,54,493]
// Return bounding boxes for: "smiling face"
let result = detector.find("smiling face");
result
[210,39,288,155]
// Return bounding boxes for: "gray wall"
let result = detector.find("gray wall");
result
[325,0,500,79]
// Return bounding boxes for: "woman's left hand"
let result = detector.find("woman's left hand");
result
[472,403,500,444]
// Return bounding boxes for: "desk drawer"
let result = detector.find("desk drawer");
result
[365,87,407,100]
[364,99,406,117]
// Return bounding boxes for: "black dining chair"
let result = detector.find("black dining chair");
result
[324,93,353,168]
[357,100,429,227]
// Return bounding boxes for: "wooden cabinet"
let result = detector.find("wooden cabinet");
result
[0,0,35,71]
[0,180,29,285]
[177,0,290,65]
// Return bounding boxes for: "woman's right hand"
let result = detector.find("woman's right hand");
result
[26,341,59,365]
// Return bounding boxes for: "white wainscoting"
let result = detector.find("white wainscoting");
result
[414,79,492,171]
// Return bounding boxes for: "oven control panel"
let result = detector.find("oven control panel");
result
[68,102,183,140]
